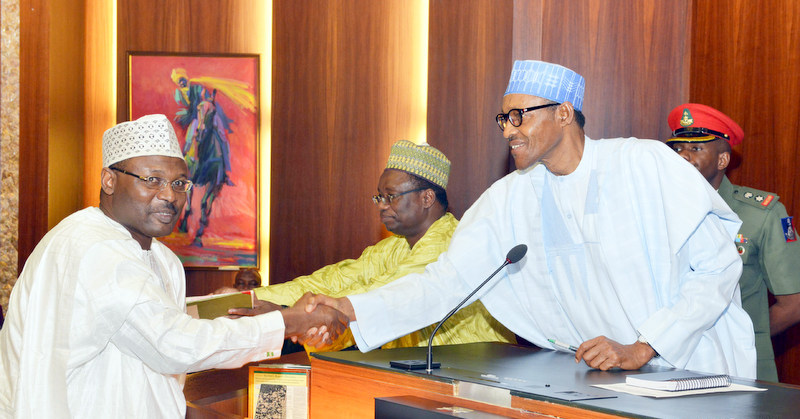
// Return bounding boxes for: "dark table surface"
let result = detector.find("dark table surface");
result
[312,342,800,419]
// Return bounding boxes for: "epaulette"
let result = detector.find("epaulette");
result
[731,185,780,210]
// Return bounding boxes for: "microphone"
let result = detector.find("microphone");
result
[389,244,528,372]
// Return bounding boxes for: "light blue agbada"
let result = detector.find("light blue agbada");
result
[348,137,757,379]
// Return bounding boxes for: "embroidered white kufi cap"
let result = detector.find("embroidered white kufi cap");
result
[102,114,184,167]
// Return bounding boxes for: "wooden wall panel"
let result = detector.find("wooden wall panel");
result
[270,0,428,283]
[427,0,515,218]
[541,0,691,141]
[18,0,51,272]
[690,0,800,217]
[691,0,800,385]
[48,0,85,229]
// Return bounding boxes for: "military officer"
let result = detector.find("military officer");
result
[665,103,800,381]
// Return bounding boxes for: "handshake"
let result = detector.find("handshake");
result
[228,292,356,348]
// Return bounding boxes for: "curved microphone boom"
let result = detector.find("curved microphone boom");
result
[423,244,527,371]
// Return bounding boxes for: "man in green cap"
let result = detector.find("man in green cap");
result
[229,140,515,351]
[666,103,800,382]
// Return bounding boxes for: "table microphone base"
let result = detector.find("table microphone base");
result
[389,360,440,370]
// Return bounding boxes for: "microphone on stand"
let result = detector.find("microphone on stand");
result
[390,244,528,373]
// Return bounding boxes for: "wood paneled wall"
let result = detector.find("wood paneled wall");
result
[690,0,800,385]
[18,0,51,272]
[426,0,515,218]
[270,0,428,282]
[540,0,691,141]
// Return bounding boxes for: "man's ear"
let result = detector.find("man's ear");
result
[717,151,731,171]
[556,102,576,127]
[420,188,436,209]
[100,167,117,195]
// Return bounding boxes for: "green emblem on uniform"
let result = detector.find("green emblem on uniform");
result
[679,109,694,127]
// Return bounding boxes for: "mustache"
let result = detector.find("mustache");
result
[152,203,178,215]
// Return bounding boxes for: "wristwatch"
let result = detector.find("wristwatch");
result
[637,334,660,358]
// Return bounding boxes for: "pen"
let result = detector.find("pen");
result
[548,338,578,352]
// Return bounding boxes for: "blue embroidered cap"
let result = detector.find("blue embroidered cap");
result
[504,60,585,111]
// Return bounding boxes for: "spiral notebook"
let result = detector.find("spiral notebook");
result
[626,371,732,392]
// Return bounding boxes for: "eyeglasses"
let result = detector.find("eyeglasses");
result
[111,167,194,193]
[371,187,427,206]
[496,103,560,131]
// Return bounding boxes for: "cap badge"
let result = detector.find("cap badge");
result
[679,108,694,127]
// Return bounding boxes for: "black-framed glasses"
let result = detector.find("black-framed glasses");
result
[496,103,560,131]
[371,187,427,206]
[111,167,193,193]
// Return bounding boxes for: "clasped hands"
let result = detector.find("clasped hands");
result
[230,293,658,366]
[228,292,353,348]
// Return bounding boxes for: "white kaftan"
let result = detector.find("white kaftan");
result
[348,137,756,378]
[0,207,286,418]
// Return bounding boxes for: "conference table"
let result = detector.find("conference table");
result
[309,342,800,418]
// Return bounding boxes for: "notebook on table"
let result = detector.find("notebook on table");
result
[625,370,731,392]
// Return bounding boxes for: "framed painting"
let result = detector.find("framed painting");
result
[128,52,259,269]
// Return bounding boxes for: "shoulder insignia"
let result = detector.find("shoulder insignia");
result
[732,186,779,209]
[783,217,797,242]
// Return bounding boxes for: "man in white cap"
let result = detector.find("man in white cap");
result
[309,61,757,379]
[0,114,346,418]
[228,140,515,352]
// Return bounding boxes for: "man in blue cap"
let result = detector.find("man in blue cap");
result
[309,61,757,378]
[666,103,800,381]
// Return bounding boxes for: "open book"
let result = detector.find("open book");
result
[626,370,732,392]
[185,291,253,319]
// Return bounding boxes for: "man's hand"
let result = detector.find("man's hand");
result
[227,293,282,317]
[281,292,349,348]
[303,294,356,321]
[574,336,656,370]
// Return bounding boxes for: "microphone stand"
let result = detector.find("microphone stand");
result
[389,244,527,373]
[425,259,512,372]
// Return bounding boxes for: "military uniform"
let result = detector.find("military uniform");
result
[718,176,800,381]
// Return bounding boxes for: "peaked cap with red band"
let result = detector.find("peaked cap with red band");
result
[666,103,743,146]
